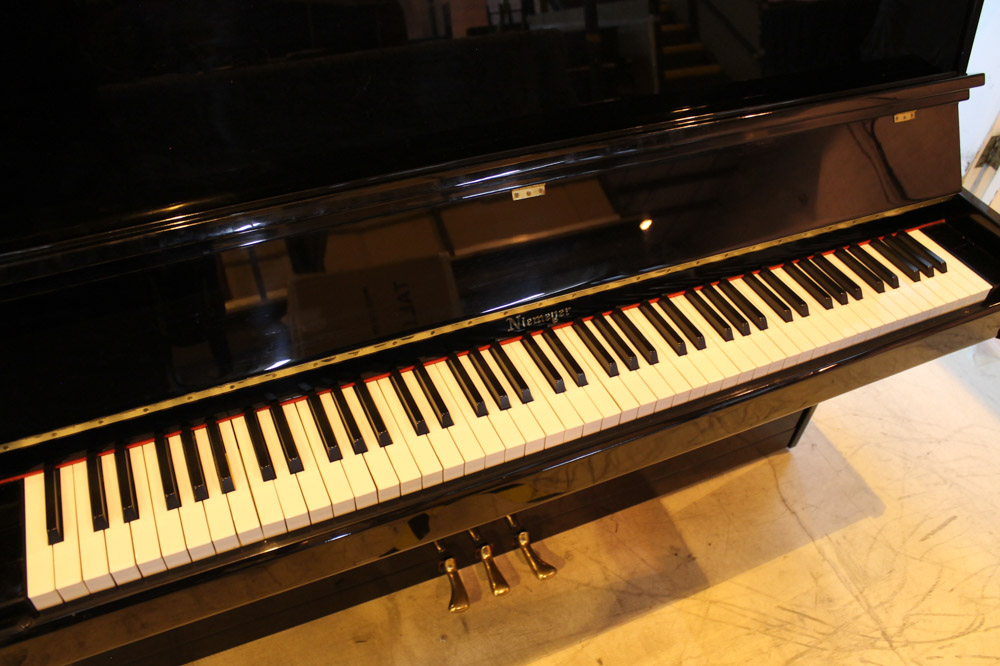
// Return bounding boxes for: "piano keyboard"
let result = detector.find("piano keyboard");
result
[21,228,994,611]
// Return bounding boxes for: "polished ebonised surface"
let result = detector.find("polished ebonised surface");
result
[0,1,995,659]
[6,0,982,250]
[0,74,980,449]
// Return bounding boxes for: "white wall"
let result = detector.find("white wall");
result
[960,2,1000,172]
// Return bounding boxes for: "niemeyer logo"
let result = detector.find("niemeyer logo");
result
[505,307,572,332]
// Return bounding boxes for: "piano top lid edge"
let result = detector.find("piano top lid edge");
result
[0,73,983,292]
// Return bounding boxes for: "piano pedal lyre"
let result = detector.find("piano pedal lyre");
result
[505,515,557,581]
[434,541,469,613]
[467,528,510,596]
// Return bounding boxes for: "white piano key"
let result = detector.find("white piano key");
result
[476,348,548,455]
[166,435,216,562]
[359,382,423,495]
[344,386,401,502]
[546,326,621,429]
[599,314,677,411]
[494,340,565,448]
[254,409,310,530]
[373,377,444,487]
[458,352,530,460]
[668,297,745,389]
[690,289,762,380]
[424,362,503,466]
[758,270,838,358]
[317,390,382,505]
[532,333,606,435]
[626,306,708,400]
[24,472,63,610]
[126,445,167,575]
[651,298,727,395]
[293,400,359,515]
[278,403,335,524]
[229,416,287,538]
[727,279,811,368]
[99,452,143,582]
[823,254,898,334]
[507,339,584,443]
[315,391,380,506]
[139,442,192,568]
[558,325,640,424]
[215,420,265,545]
[397,372,467,480]
[584,317,660,417]
[911,231,992,303]
[192,427,241,553]
[582,318,659,418]
[51,465,88,601]
[71,461,115,592]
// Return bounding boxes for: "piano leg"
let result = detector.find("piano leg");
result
[787,405,818,449]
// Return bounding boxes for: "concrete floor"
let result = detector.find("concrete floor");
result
[196,340,1000,665]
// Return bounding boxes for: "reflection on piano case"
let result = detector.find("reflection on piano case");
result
[2,0,998,661]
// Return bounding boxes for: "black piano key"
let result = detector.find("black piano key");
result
[897,231,947,273]
[657,297,708,349]
[847,244,899,289]
[356,380,394,445]
[701,284,751,336]
[180,428,209,502]
[684,289,734,341]
[44,464,63,546]
[761,269,810,316]
[812,253,863,300]
[389,369,430,435]
[270,401,304,472]
[871,238,921,282]
[592,314,640,371]
[446,353,488,417]
[489,342,533,403]
[412,364,454,429]
[115,443,139,522]
[86,450,109,531]
[469,348,511,410]
[834,247,884,293]
[206,420,235,493]
[154,432,182,509]
[639,301,687,355]
[332,384,369,453]
[743,273,795,322]
[522,333,566,393]
[611,308,659,364]
[717,280,768,330]
[572,320,620,376]
[799,258,848,305]
[542,328,588,387]
[782,263,833,309]
[306,390,344,461]
[884,234,934,277]
[244,413,277,482]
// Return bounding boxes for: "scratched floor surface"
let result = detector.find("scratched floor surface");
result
[197,340,1000,666]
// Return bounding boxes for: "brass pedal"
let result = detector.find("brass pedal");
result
[506,516,557,580]
[468,528,510,596]
[434,542,469,613]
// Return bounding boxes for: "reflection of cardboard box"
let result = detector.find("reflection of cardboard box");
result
[287,255,460,358]
[323,212,444,271]
[440,179,619,256]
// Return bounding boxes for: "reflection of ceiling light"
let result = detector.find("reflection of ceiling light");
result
[639,218,653,231]
[265,358,290,370]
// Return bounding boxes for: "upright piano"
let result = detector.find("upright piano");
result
[3,0,999,661]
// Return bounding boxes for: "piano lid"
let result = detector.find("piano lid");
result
[4,0,984,254]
